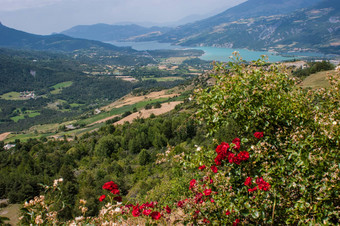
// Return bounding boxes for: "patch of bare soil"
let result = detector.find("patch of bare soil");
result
[0,132,11,141]
[114,101,183,125]
[0,204,21,226]
[101,90,178,111]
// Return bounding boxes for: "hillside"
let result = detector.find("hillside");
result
[0,48,192,133]
[61,23,171,42]
[0,22,130,52]
[0,57,339,225]
[131,0,339,55]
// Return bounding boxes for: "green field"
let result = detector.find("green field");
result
[0,91,22,100]
[5,132,54,143]
[10,110,40,122]
[50,81,73,94]
[142,76,184,82]
[4,97,172,142]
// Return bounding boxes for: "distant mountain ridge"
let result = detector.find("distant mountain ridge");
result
[0,23,132,52]
[61,24,171,42]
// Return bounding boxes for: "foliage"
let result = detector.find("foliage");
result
[3,54,339,225]
[293,60,335,79]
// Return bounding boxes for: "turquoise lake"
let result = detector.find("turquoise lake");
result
[109,41,305,62]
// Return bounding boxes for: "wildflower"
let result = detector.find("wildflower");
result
[226,210,231,215]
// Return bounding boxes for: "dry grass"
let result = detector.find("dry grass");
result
[114,101,183,125]
[300,70,333,89]
[101,90,179,111]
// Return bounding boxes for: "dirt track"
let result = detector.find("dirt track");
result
[0,132,11,141]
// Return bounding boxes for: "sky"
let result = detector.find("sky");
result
[0,0,246,35]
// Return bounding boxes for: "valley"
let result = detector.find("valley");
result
[0,0,339,225]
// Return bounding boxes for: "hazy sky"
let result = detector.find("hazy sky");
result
[0,0,246,35]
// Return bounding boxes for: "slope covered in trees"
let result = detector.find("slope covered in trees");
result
[1,55,339,225]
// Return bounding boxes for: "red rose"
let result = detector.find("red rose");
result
[248,186,258,192]
[232,138,241,150]
[244,177,252,187]
[102,181,119,191]
[210,198,215,203]
[204,189,212,196]
[226,210,231,215]
[150,211,161,220]
[232,155,242,165]
[165,205,171,214]
[132,207,141,217]
[214,154,223,165]
[110,188,120,195]
[177,200,184,208]
[256,177,270,191]
[203,218,210,224]
[189,179,196,190]
[238,151,249,161]
[198,165,206,170]
[233,219,240,226]
[227,153,235,163]
[99,195,106,202]
[143,209,151,216]
[216,142,230,155]
[254,132,264,139]
[211,165,218,173]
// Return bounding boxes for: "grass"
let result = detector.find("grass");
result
[142,77,184,82]
[10,110,40,122]
[50,81,73,94]
[70,103,84,107]
[301,70,332,89]
[0,92,21,100]
[5,132,54,143]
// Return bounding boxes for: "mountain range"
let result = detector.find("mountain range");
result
[0,0,339,55]
[61,24,171,42]
[60,0,339,55]
[0,22,133,53]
